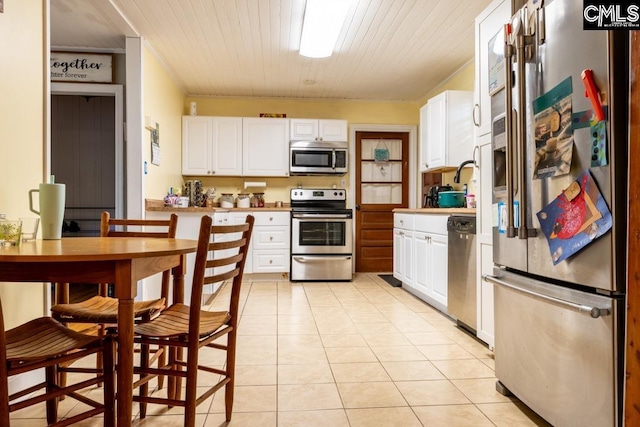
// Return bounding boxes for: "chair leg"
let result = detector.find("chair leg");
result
[103,332,116,427]
[225,330,238,422]
[139,339,150,419]
[157,339,167,390]
[184,347,198,427]
[96,324,106,387]
[45,365,58,425]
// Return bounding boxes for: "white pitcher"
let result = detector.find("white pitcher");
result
[29,183,66,240]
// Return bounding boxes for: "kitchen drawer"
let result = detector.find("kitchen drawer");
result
[414,213,449,234]
[252,212,290,226]
[252,226,289,250]
[394,213,414,230]
[253,249,289,272]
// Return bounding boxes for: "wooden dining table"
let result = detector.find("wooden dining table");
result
[0,237,198,426]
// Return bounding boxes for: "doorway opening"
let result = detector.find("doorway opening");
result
[50,83,124,303]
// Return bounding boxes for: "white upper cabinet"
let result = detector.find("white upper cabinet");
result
[290,119,348,141]
[182,116,242,176]
[242,118,290,177]
[474,0,511,137]
[419,90,474,171]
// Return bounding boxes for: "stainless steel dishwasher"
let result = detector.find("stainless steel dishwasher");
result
[447,215,477,333]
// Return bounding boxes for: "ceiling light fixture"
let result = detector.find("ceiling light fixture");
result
[299,0,352,58]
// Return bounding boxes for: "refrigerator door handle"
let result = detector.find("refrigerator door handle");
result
[484,275,611,318]
[514,11,537,240]
[503,23,517,239]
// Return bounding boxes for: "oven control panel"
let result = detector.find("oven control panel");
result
[290,188,346,202]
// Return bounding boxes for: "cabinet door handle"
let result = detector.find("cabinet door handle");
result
[472,104,480,127]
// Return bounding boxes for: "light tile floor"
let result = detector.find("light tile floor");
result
[11,273,551,426]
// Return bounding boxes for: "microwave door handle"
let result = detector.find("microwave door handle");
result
[504,23,517,238]
[332,150,336,170]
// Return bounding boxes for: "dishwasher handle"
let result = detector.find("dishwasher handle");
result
[447,216,476,234]
[484,275,611,318]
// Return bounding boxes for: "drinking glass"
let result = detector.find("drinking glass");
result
[0,220,22,246]
[20,217,40,241]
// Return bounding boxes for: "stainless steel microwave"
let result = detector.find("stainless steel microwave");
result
[289,140,348,175]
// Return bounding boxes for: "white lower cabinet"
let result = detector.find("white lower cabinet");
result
[251,212,290,273]
[145,211,210,305]
[145,210,290,304]
[394,212,449,313]
[393,214,414,286]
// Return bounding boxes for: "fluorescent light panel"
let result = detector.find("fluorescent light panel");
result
[299,0,352,58]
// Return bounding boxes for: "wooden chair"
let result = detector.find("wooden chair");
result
[132,214,254,426]
[0,297,115,426]
[50,211,178,389]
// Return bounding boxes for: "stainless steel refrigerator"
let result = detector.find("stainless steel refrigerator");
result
[485,0,627,426]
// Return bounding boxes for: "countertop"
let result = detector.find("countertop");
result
[145,199,291,212]
[393,208,476,215]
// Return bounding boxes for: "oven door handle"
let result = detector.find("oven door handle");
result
[292,213,352,219]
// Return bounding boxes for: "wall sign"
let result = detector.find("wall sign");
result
[50,52,114,83]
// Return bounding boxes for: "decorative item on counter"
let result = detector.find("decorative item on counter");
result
[184,180,203,207]
[219,193,234,208]
[465,194,476,209]
[164,193,180,206]
[179,197,189,208]
[236,193,250,208]
[251,193,265,208]
[0,214,22,246]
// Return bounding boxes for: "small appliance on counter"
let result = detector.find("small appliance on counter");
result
[424,184,453,207]
[438,191,465,208]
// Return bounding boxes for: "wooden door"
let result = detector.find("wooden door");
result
[355,131,409,272]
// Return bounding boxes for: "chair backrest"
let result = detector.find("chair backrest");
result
[101,211,178,239]
[99,211,179,298]
[189,214,254,338]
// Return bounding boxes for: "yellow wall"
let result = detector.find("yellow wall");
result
[420,61,475,105]
[172,97,422,203]
[143,46,185,200]
[0,0,47,327]
[159,60,476,205]
[186,97,420,125]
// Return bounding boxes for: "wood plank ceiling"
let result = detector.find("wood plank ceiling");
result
[50,0,495,101]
